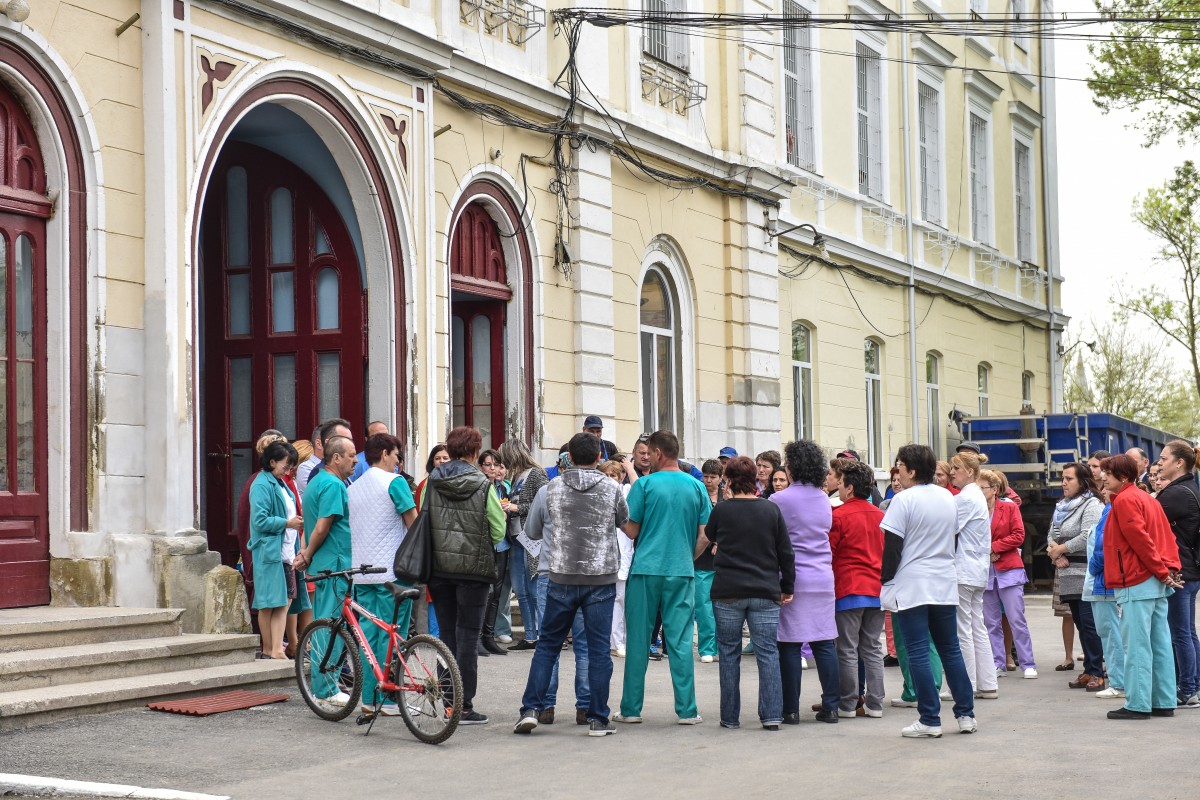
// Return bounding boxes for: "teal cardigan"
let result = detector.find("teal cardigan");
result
[248,470,291,562]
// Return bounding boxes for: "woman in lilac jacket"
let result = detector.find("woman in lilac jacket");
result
[772,440,841,724]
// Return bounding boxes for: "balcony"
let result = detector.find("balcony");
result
[639,57,706,116]
[459,0,545,46]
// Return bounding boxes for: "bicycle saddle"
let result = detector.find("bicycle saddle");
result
[385,582,422,601]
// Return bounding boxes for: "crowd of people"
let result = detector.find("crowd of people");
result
[237,414,1199,737]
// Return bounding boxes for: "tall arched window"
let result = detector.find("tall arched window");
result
[978,363,991,416]
[640,266,678,434]
[926,352,941,457]
[792,322,814,441]
[864,339,883,466]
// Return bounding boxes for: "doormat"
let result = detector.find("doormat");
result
[148,690,288,716]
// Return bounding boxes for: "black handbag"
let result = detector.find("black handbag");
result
[393,502,433,585]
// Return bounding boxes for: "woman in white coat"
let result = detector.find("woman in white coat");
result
[948,451,998,700]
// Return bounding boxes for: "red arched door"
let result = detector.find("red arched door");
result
[0,85,51,609]
[201,143,364,565]
[450,202,509,448]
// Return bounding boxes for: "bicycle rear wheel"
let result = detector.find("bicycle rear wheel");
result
[295,618,362,721]
[394,633,462,744]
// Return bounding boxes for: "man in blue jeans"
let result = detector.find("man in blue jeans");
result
[513,433,630,737]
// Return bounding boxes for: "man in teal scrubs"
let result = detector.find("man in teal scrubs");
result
[295,435,357,707]
[616,430,711,724]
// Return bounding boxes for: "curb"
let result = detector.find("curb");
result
[0,773,230,800]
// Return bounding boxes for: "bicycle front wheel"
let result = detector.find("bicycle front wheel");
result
[394,633,462,744]
[295,618,362,721]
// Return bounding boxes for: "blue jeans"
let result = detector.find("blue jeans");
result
[895,604,975,727]
[779,639,839,715]
[521,581,615,724]
[1167,580,1200,698]
[713,598,782,727]
[536,572,589,707]
[509,551,539,642]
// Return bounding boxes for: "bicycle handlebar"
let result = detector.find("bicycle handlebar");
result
[308,565,389,582]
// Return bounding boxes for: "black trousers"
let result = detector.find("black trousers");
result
[483,549,510,637]
[1066,597,1105,677]
[428,578,491,710]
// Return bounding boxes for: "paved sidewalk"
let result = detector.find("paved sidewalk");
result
[0,595,1186,799]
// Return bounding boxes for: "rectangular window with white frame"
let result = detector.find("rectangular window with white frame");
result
[856,42,883,200]
[918,81,942,225]
[926,353,941,457]
[792,322,814,441]
[783,0,815,172]
[1014,138,1034,261]
[643,0,689,71]
[969,111,991,245]
[864,340,884,467]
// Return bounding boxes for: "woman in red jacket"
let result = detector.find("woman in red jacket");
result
[979,470,1037,679]
[1100,454,1183,720]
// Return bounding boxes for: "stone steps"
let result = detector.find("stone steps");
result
[0,659,294,731]
[0,607,184,652]
[0,606,291,730]
[0,634,262,691]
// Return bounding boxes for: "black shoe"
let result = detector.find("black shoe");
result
[649,650,663,661]
[1151,707,1176,717]
[814,709,839,724]
[763,723,780,731]
[1107,707,1151,720]
[588,719,616,737]
[883,655,900,667]
[782,712,801,725]
[509,639,537,651]
[460,710,489,725]
[476,641,491,657]
[481,636,507,656]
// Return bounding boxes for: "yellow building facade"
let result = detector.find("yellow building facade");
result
[0,0,1062,615]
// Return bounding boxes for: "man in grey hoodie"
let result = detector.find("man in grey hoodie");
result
[513,433,630,737]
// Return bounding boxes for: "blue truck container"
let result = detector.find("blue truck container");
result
[960,412,1186,586]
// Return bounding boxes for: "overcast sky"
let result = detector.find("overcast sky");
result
[1054,0,1191,348]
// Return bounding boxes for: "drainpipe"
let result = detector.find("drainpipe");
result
[1040,1,1062,412]
[900,0,920,443]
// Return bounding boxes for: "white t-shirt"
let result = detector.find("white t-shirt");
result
[953,482,991,589]
[879,484,959,611]
[279,484,298,564]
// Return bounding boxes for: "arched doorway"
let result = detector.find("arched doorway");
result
[0,81,51,607]
[200,141,364,565]
[449,201,510,447]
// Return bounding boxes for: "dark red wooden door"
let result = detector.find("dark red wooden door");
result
[450,203,510,448]
[201,143,363,565]
[0,84,51,609]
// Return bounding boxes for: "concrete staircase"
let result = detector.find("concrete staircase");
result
[0,607,293,730]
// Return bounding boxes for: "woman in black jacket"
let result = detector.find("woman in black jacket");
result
[1155,439,1200,706]
[700,456,796,730]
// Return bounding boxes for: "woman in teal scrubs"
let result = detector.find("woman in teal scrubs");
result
[250,440,304,659]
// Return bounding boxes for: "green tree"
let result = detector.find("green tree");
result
[1089,0,1200,145]
[1064,319,1176,421]
[1120,160,1200,400]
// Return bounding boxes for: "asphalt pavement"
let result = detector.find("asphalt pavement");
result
[0,595,1182,799]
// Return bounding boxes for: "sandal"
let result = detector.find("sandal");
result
[1055,661,1075,671]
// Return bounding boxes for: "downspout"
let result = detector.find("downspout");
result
[1040,0,1062,412]
[900,0,920,442]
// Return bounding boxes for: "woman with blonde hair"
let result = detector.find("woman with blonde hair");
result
[935,461,955,493]
[979,469,1037,679]
[948,451,998,699]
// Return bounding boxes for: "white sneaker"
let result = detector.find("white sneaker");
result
[677,715,704,725]
[512,713,538,734]
[1095,687,1125,699]
[901,720,942,738]
[957,716,978,734]
[700,655,714,664]
[316,691,350,712]
[362,703,401,717]
[837,708,858,718]
[613,713,642,724]
[996,668,1007,678]
[939,690,953,701]
[800,657,809,670]
[497,634,513,644]
[891,698,918,708]
[1023,668,1038,679]
[974,689,999,700]
[863,707,883,718]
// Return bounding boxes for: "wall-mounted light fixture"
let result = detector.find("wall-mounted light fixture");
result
[0,0,30,23]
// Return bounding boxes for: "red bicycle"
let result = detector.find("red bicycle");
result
[295,565,464,744]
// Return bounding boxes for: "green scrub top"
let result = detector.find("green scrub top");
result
[389,476,416,516]
[627,470,711,578]
[304,468,352,573]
